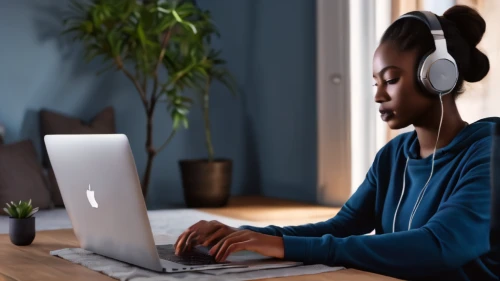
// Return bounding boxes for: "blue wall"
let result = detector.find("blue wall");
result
[0,0,317,208]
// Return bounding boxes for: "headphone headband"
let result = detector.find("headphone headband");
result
[397,11,443,31]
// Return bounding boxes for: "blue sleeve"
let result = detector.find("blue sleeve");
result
[239,150,381,238]
[282,142,492,280]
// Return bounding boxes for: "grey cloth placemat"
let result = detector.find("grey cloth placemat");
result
[50,248,343,281]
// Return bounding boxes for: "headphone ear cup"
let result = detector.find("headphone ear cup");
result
[415,51,433,95]
[428,59,459,94]
[416,51,459,96]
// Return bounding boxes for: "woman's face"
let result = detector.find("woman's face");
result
[372,41,435,130]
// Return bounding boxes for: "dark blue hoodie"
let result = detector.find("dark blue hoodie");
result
[241,117,500,280]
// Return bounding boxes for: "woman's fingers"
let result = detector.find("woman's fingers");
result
[174,230,187,249]
[208,232,284,262]
[184,231,199,252]
[174,230,191,254]
[212,231,249,261]
[202,227,226,247]
[175,230,194,255]
[209,231,237,256]
[219,241,248,262]
[195,223,221,245]
[198,223,237,247]
[175,221,224,254]
[175,220,237,256]
[215,236,241,262]
[175,221,202,247]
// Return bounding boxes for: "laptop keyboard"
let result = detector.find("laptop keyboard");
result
[156,244,225,266]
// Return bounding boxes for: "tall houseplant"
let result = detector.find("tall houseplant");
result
[179,29,238,208]
[62,0,213,198]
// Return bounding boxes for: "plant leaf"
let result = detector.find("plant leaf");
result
[172,10,182,22]
[26,205,32,218]
[28,207,39,218]
[172,113,180,129]
[9,206,18,218]
[182,22,197,34]
[176,107,188,115]
[16,207,22,219]
[157,7,171,14]
[136,23,147,48]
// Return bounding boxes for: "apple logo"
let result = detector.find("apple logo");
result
[86,184,98,208]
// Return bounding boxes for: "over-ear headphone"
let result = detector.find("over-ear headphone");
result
[393,11,459,96]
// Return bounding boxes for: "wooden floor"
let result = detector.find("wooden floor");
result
[0,196,402,281]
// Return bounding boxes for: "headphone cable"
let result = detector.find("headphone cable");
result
[393,93,444,232]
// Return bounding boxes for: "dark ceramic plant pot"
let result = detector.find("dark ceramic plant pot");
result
[9,217,35,246]
[179,159,232,208]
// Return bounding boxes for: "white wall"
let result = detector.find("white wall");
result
[423,0,456,15]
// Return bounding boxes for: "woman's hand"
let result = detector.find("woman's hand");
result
[209,230,284,262]
[174,220,238,255]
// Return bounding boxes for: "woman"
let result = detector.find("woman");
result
[175,5,499,280]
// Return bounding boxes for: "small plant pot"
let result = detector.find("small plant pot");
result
[9,217,36,246]
[179,159,232,208]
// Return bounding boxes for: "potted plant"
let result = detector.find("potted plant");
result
[62,0,213,199]
[179,25,239,207]
[3,200,39,246]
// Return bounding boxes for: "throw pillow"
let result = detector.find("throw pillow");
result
[0,123,5,144]
[40,106,116,167]
[46,167,64,207]
[0,140,52,214]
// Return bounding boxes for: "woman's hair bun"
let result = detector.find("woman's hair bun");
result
[443,5,489,82]
[465,48,490,82]
[443,5,485,47]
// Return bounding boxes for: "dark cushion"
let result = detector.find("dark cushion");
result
[0,123,5,145]
[40,107,116,166]
[0,140,52,214]
[46,167,64,207]
[39,107,116,207]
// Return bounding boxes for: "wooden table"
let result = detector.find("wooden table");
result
[0,196,401,281]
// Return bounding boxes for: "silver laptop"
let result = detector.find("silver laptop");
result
[44,134,300,273]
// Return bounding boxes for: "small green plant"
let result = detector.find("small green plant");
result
[3,200,39,219]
